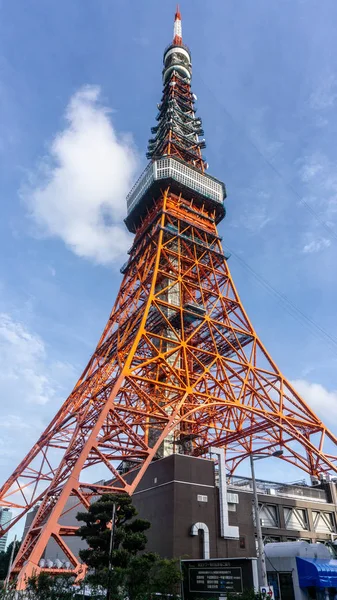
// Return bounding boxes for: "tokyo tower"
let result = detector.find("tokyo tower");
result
[2,6,337,589]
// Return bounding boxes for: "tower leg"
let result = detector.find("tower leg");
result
[2,190,337,587]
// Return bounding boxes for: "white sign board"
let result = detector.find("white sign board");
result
[260,586,275,600]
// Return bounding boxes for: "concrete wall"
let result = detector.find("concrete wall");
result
[132,454,254,559]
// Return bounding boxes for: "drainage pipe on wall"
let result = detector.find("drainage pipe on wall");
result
[190,522,210,559]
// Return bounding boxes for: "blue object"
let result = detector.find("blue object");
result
[297,557,337,588]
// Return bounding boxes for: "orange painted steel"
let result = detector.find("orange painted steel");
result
[2,8,337,590]
[1,188,337,587]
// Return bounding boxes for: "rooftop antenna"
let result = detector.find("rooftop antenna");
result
[173,5,183,45]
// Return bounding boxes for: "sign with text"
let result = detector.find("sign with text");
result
[181,558,257,600]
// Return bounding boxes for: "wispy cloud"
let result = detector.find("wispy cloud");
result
[132,35,150,47]
[302,237,331,254]
[249,106,284,160]
[0,312,73,406]
[292,379,337,423]
[0,415,43,467]
[309,73,337,111]
[300,155,326,183]
[242,192,273,232]
[22,85,139,265]
[298,152,337,254]
[0,312,75,478]
[48,265,56,277]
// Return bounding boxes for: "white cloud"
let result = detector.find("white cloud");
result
[309,74,337,111]
[300,155,325,183]
[249,107,280,150]
[23,85,139,265]
[0,312,72,406]
[0,415,42,466]
[298,153,337,255]
[299,154,337,207]
[0,311,76,490]
[235,187,276,233]
[302,238,331,254]
[291,379,337,422]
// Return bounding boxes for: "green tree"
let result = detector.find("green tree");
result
[77,494,150,580]
[0,573,102,600]
[76,494,182,599]
[25,573,76,600]
[150,557,182,597]
[0,540,20,583]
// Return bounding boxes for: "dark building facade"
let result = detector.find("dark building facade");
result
[132,455,337,560]
[132,454,235,559]
[23,454,337,567]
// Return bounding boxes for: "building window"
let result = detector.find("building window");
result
[197,494,208,503]
[284,507,308,530]
[268,571,295,600]
[256,504,279,528]
[239,536,246,549]
[227,493,239,504]
[312,511,336,534]
[278,572,295,600]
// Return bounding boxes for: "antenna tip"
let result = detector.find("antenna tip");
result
[173,4,183,45]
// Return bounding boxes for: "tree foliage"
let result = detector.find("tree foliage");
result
[77,493,150,574]
[0,540,20,583]
[76,493,182,599]
[1,495,181,600]
[25,573,77,600]
[0,573,102,600]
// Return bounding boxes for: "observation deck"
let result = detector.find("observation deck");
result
[125,156,226,233]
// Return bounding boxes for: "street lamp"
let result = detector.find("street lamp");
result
[250,450,283,588]
[107,503,116,600]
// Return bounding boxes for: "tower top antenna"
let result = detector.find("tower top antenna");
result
[173,5,183,46]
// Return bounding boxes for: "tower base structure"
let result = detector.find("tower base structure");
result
[22,454,337,568]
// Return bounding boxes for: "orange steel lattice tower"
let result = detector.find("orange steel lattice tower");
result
[2,7,337,588]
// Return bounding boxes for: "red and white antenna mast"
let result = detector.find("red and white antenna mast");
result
[173,5,183,45]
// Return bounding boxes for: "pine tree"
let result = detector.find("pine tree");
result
[76,494,181,599]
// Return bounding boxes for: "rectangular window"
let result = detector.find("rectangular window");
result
[197,494,208,503]
[284,507,308,530]
[257,504,279,528]
[227,493,239,504]
[312,511,336,533]
[278,572,295,600]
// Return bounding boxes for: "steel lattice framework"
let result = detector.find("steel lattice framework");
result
[1,6,337,589]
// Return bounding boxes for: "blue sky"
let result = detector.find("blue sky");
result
[1,0,337,531]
